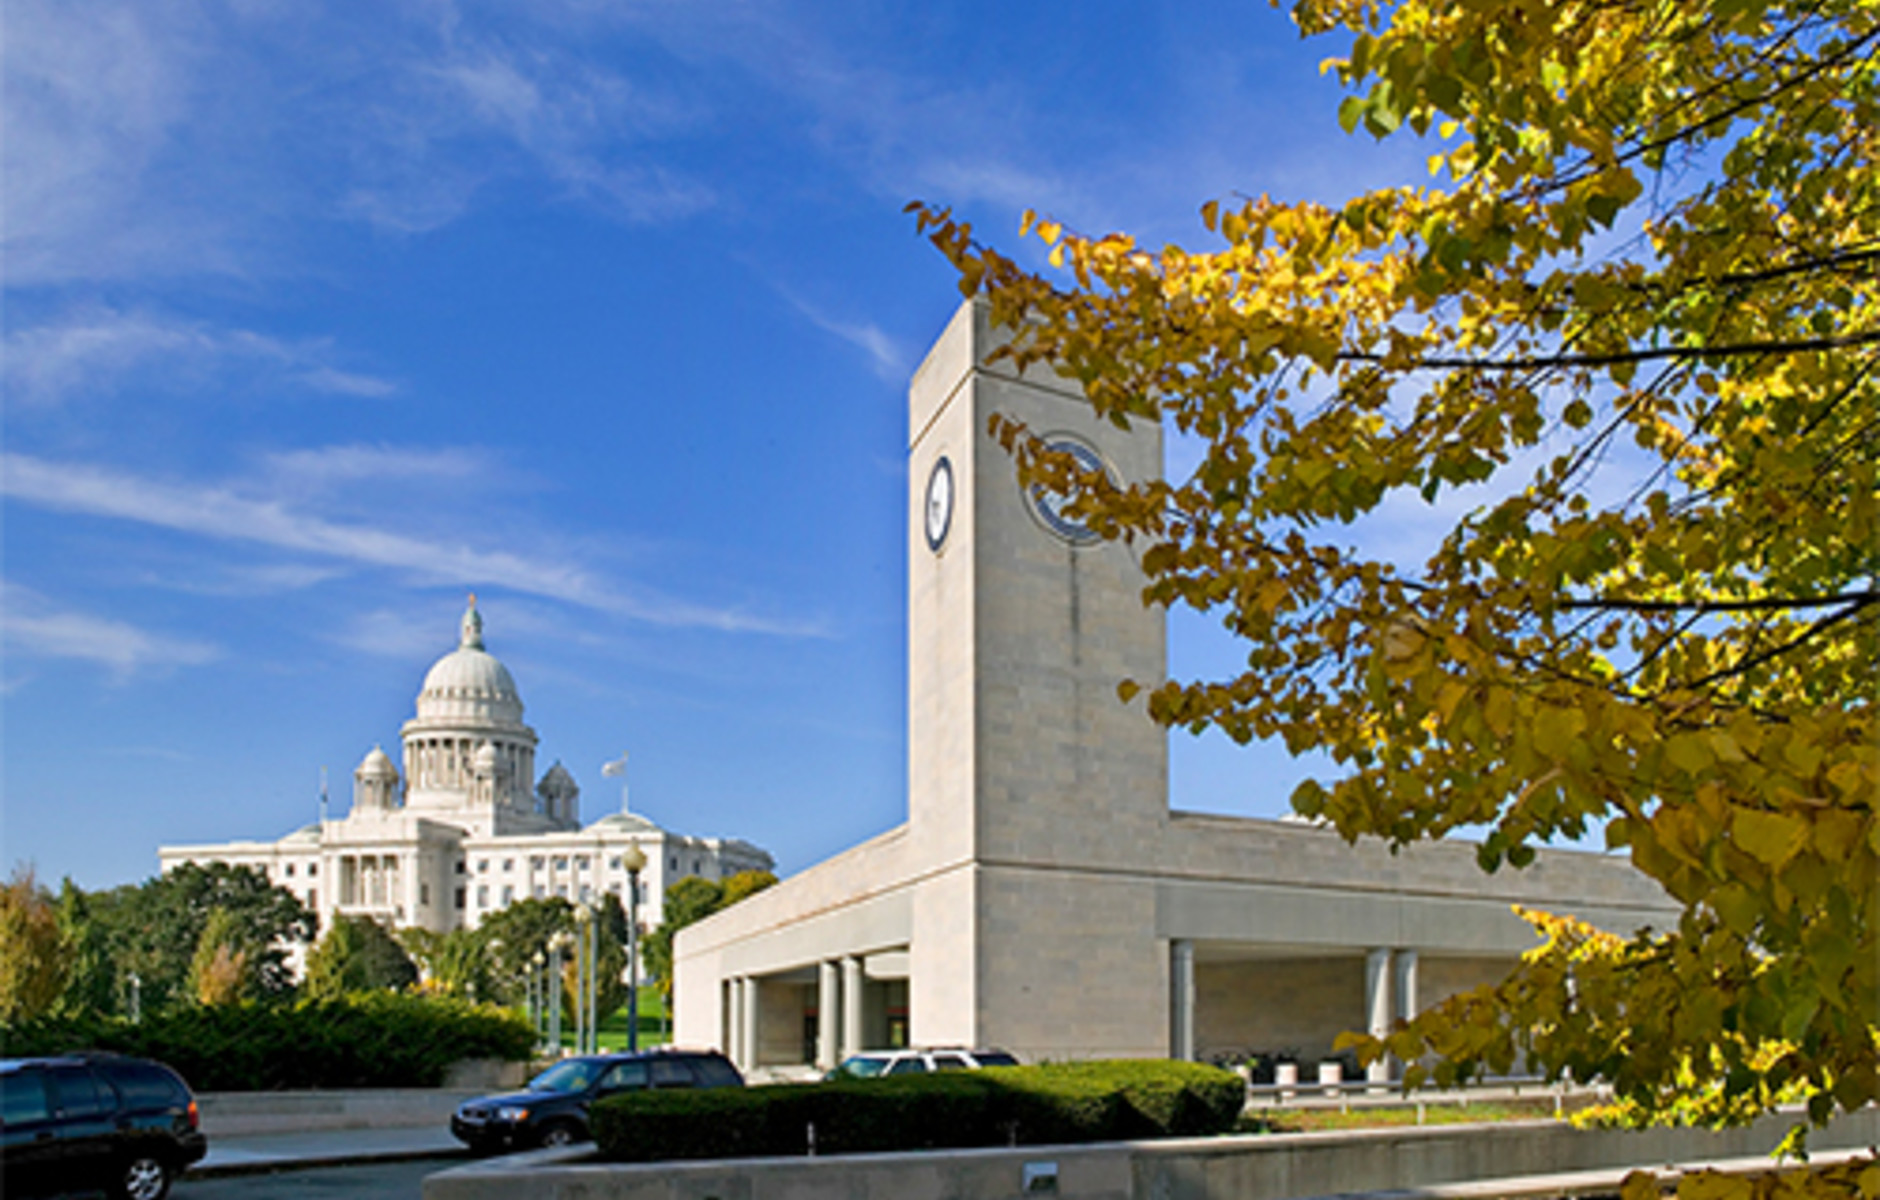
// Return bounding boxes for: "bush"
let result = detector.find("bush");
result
[0,992,533,1091]
[593,1059,1244,1162]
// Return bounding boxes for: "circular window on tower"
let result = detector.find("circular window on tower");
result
[1022,433,1111,546]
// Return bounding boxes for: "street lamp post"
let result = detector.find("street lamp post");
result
[547,938,566,1056]
[530,951,547,1054]
[622,844,647,1052]
[573,905,595,1055]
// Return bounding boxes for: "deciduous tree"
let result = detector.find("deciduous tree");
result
[0,867,71,1023]
[915,0,1875,1181]
[643,872,776,1008]
[304,914,419,998]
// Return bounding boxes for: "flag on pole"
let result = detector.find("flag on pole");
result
[601,753,629,777]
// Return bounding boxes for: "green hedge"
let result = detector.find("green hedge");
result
[593,1059,1244,1162]
[0,993,533,1091]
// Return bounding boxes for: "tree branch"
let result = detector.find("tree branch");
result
[1563,590,1880,614]
[1342,330,1880,373]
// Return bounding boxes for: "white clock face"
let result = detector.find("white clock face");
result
[925,457,954,551]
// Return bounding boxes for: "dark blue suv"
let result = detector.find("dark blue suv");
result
[451,1048,743,1152]
[1,1054,207,1200]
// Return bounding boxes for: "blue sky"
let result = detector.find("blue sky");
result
[3,0,1436,891]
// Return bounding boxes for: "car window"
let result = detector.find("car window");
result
[690,1057,742,1088]
[49,1066,111,1116]
[931,1054,971,1071]
[597,1061,649,1092]
[2,1071,50,1124]
[98,1063,182,1110]
[528,1059,600,1093]
[974,1052,1020,1067]
[886,1057,928,1075]
[649,1059,693,1088]
[837,1056,886,1078]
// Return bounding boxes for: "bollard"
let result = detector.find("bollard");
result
[1318,1060,1342,1099]
[1276,1062,1298,1103]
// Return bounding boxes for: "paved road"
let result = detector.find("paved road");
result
[174,1159,448,1200]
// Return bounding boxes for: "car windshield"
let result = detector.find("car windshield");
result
[836,1056,888,1078]
[528,1060,601,1093]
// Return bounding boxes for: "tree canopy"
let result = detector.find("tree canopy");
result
[643,871,777,1005]
[304,914,419,999]
[915,0,1875,1180]
[0,869,70,1024]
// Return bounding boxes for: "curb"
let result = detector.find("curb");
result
[185,1145,470,1180]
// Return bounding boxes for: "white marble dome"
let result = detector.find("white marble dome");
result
[415,598,524,724]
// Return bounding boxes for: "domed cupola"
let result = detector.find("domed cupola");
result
[415,595,524,725]
[353,745,400,812]
[400,596,540,817]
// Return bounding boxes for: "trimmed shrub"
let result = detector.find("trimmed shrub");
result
[593,1059,1244,1163]
[0,992,533,1091]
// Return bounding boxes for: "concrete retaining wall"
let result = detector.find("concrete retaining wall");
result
[198,1087,483,1137]
[196,1060,528,1136]
[420,1108,1879,1200]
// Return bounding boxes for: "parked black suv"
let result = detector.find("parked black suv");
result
[451,1048,743,1152]
[1,1053,207,1200]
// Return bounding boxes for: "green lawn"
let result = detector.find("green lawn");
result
[1239,1098,1574,1133]
[548,986,670,1053]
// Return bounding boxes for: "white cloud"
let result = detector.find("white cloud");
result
[2,309,396,406]
[261,444,495,487]
[770,285,908,381]
[0,452,821,636]
[0,584,221,678]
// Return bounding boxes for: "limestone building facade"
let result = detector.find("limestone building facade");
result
[160,600,773,939]
[673,300,1679,1077]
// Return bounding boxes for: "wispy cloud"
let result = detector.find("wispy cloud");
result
[346,33,716,232]
[770,284,908,381]
[1,584,221,678]
[3,309,397,406]
[0,452,821,636]
[262,444,497,488]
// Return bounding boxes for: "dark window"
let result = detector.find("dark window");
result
[887,1058,927,1076]
[97,1062,184,1110]
[932,1054,971,1072]
[285,863,295,877]
[974,1052,1020,1068]
[597,1061,649,1093]
[455,887,466,909]
[648,1059,694,1089]
[1,1070,50,1123]
[48,1065,111,1116]
[309,862,318,877]
[690,1057,742,1088]
[456,861,467,875]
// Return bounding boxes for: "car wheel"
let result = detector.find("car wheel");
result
[113,1155,172,1200]
[537,1121,584,1148]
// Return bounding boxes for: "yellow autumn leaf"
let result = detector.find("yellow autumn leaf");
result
[1732,808,1809,868]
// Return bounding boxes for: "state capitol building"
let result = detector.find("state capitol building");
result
[160,598,773,935]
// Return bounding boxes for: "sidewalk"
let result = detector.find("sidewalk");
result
[188,1125,468,1178]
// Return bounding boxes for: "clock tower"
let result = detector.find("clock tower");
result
[904,299,1169,1051]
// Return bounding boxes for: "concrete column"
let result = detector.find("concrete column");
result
[816,961,840,1071]
[721,980,735,1060]
[1170,939,1196,1062]
[1394,949,1419,1023]
[739,976,760,1073]
[727,979,744,1067]
[840,955,865,1057]
[1365,948,1394,1088]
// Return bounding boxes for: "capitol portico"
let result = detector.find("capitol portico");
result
[160,599,773,938]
